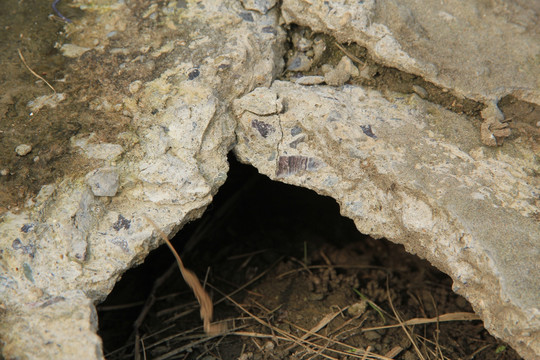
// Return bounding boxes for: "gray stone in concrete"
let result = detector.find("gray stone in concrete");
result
[86,168,119,197]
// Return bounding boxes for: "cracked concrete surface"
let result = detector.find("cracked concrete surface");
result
[281,0,540,146]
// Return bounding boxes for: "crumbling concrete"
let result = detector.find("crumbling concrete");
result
[233,81,540,359]
[0,0,284,358]
[281,0,540,146]
[0,0,538,359]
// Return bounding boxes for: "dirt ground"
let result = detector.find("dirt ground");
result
[98,157,522,360]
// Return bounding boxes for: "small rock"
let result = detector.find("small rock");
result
[27,93,66,113]
[359,65,373,80]
[86,168,120,197]
[60,44,91,58]
[287,53,312,72]
[312,36,326,63]
[296,37,313,52]
[348,301,367,317]
[321,64,334,74]
[324,56,358,86]
[412,84,428,98]
[129,80,142,94]
[0,169,9,176]
[295,76,325,85]
[15,144,32,156]
[364,330,381,340]
[240,0,277,14]
[480,104,510,146]
[72,134,124,161]
[238,353,252,360]
[340,56,359,77]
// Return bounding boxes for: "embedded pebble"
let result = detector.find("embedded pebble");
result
[15,144,32,156]
[129,80,142,94]
[27,93,66,112]
[364,330,382,340]
[240,0,277,14]
[72,134,124,160]
[296,37,313,52]
[295,76,325,85]
[359,65,373,80]
[287,53,312,72]
[412,84,428,98]
[86,168,120,197]
[321,64,333,74]
[312,36,326,63]
[324,56,358,86]
[0,169,9,176]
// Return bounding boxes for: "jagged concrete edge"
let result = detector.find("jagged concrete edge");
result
[281,0,540,147]
[231,80,540,360]
[0,0,285,359]
[281,0,540,105]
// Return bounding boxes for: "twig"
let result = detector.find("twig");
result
[17,49,56,94]
[386,277,426,360]
[334,41,368,70]
[384,346,403,359]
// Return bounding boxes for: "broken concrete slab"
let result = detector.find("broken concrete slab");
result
[0,0,284,359]
[0,0,538,359]
[233,80,540,360]
[281,0,540,146]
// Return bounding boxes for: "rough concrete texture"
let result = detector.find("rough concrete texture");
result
[0,0,284,359]
[281,0,540,146]
[0,0,538,359]
[233,81,540,359]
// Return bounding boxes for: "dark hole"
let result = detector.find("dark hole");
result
[98,154,519,360]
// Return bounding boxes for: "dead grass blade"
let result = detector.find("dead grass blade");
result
[361,346,372,360]
[386,277,426,360]
[152,332,224,360]
[210,284,393,360]
[18,49,56,94]
[284,309,344,352]
[334,41,368,70]
[361,312,481,332]
[161,256,284,324]
[144,215,224,335]
[277,264,384,279]
[383,346,403,359]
